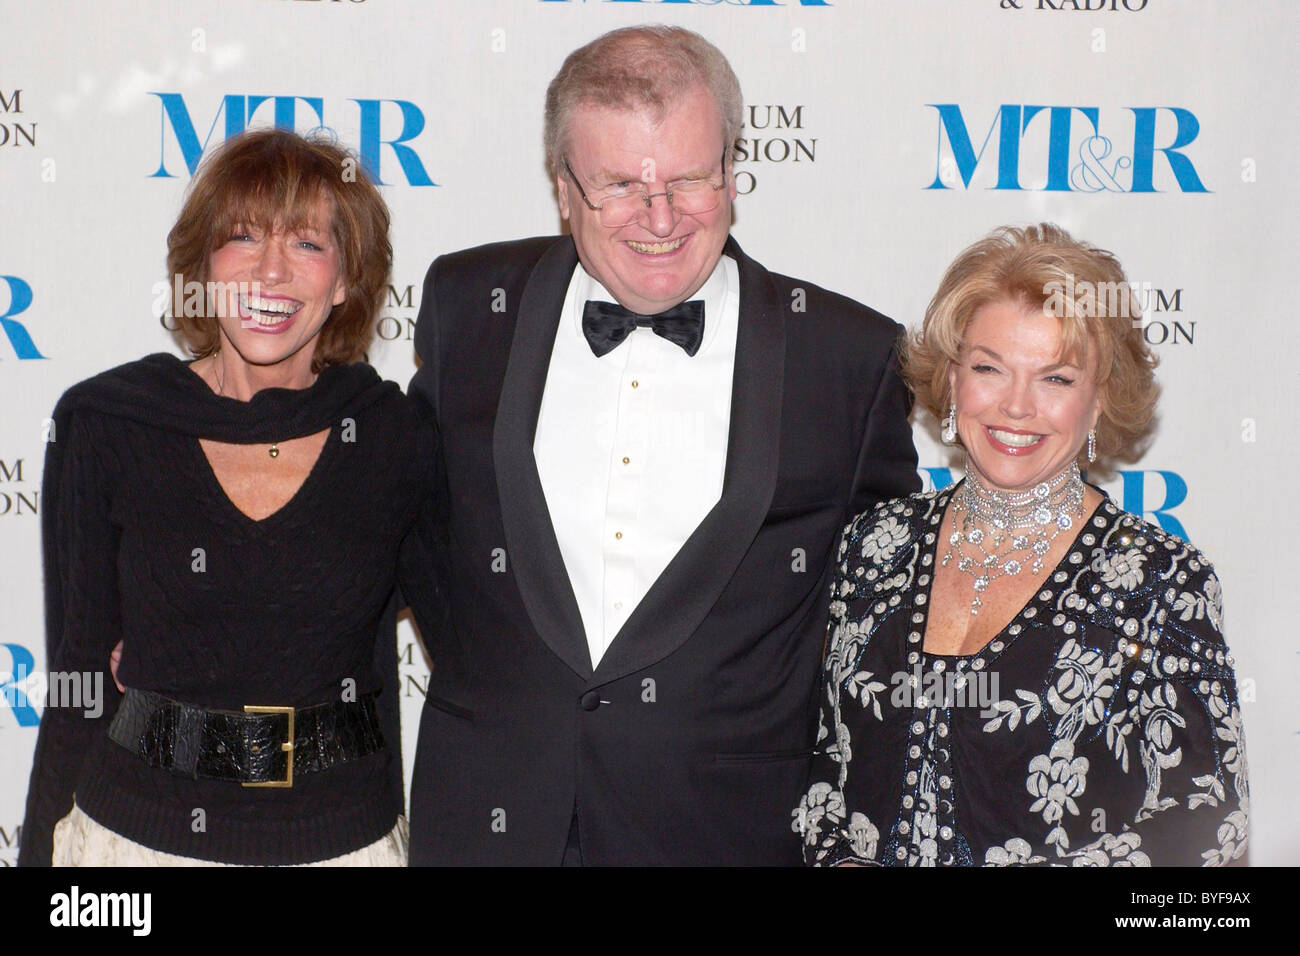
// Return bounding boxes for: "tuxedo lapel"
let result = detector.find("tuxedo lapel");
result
[493,236,594,680]
[595,236,786,684]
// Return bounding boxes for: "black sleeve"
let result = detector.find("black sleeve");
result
[845,330,920,519]
[395,397,454,671]
[19,402,124,866]
[409,255,442,421]
[796,507,891,866]
[1119,565,1249,866]
[372,590,405,821]
[1012,561,1248,867]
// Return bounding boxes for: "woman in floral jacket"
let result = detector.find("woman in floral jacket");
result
[796,225,1247,866]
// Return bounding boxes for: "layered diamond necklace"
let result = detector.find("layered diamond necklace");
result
[941,461,1085,615]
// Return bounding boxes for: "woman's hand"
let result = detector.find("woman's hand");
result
[108,640,125,693]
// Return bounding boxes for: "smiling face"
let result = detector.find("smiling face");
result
[949,299,1101,492]
[206,202,346,379]
[557,84,736,315]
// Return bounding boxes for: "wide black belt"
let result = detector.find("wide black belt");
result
[107,687,385,787]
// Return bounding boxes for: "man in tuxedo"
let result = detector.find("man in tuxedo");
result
[405,24,919,865]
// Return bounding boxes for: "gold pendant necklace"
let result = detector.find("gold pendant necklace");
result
[214,357,280,459]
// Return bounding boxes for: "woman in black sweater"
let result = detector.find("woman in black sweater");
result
[19,128,440,865]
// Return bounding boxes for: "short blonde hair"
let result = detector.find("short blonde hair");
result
[543,25,743,178]
[903,223,1159,464]
[166,128,392,373]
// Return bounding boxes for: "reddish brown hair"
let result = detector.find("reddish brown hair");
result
[166,128,391,371]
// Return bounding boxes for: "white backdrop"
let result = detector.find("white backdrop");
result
[1,0,1295,865]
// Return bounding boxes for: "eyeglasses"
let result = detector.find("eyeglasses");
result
[562,150,729,228]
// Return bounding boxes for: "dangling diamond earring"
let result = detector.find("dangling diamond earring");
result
[1086,428,1097,463]
[941,403,957,444]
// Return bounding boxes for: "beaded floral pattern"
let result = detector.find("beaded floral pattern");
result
[794,487,1249,867]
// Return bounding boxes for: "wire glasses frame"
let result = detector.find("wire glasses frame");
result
[562,149,730,227]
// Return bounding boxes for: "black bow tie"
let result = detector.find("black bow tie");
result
[581,299,705,358]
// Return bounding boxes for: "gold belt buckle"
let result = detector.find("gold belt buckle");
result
[241,705,295,788]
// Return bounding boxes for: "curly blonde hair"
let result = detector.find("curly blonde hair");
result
[902,223,1159,464]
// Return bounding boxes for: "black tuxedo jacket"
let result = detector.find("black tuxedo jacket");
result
[405,234,919,865]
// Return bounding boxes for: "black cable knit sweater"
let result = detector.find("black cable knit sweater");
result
[19,353,437,865]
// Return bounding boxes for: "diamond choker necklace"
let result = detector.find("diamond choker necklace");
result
[941,461,1085,615]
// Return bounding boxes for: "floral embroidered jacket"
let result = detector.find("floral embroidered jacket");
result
[796,486,1248,867]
